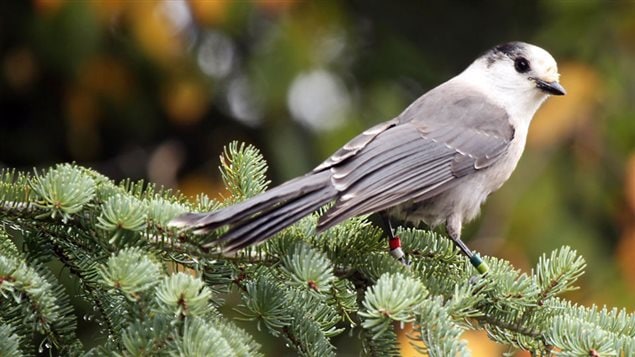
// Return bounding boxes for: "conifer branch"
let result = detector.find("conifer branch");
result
[0,142,632,356]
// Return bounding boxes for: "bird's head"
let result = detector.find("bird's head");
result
[461,42,565,116]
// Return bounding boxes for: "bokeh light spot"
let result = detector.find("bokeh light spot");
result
[197,31,235,79]
[226,75,264,127]
[287,69,350,131]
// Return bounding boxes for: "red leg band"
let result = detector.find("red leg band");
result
[388,236,401,250]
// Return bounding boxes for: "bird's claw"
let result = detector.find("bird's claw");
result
[397,256,411,267]
[468,274,481,285]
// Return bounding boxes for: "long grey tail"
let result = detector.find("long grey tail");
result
[169,170,336,252]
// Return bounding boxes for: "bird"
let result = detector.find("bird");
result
[170,41,565,273]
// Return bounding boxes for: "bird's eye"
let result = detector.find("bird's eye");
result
[514,57,531,73]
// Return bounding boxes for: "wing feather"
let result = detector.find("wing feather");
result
[316,87,514,231]
[318,155,454,230]
[313,118,399,171]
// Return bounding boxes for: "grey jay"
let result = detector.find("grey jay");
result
[170,41,565,273]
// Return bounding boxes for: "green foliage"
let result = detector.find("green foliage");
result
[0,169,32,208]
[174,317,232,356]
[0,142,633,356]
[533,245,586,300]
[326,278,357,326]
[155,273,213,318]
[30,164,96,222]
[281,243,335,294]
[146,197,188,227]
[210,315,264,357]
[220,141,271,201]
[0,324,23,357]
[117,316,173,356]
[96,195,147,236]
[0,229,21,259]
[0,250,81,354]
[543,301,635,356]
[413,296,468,357]
[359,273,428,339]
[99,247,162,300]
[547,315,616,357]
[236,275,293,332]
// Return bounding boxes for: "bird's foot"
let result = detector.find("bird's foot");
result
[468,274,481,285]
[467,257,489,284]
[397,255,411,267]
[389,236,410,267]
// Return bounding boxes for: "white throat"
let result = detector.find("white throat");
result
[454,59,549,131]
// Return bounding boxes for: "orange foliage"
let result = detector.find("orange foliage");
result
[255,0,299,13]
[90,1,185,65]
[78,56,133,103]
[65,86,99,128]
[129,1,183,65]
[64,55,133,130]
[3,48,38,92]
[528,62,602,148]
[64,86,101,159]
[618,154,635,287]
[162,78,210,125]
[617,227,635,287]
[397,323,424,356]
[397,323,509,356]
[178,173,226,202]
[90,0,126,23]
[625,154,635,213]
[189,0,231,26]
[34,0,65,15]
[64,55,135,159]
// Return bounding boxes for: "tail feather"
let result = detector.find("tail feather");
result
[170,170,336,251]
[218,187,335,252]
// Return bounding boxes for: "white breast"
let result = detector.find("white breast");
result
[389,112,531,228]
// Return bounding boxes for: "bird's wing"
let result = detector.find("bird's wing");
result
[317,88,514,230]
[313,118,400,172]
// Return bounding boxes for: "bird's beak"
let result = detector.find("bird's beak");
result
[533,78,566,96]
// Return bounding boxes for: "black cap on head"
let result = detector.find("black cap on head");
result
[485,42,527,67]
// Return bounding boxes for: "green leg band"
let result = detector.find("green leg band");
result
[469,254,489,274]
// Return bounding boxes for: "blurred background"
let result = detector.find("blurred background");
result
[1,0,634,355]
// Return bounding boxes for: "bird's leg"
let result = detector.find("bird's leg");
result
[446,217,489,274]
[378,212,409,266]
